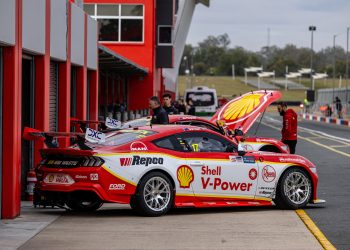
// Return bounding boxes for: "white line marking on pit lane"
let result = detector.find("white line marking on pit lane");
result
[261,120,350,158]
[264,116,350,144]
[330,144,350,148]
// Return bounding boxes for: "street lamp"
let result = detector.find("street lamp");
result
[346,27,349,103]
[309,26,316,88]
[333,34,337,102]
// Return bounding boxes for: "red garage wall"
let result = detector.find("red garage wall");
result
[85,0,163,111]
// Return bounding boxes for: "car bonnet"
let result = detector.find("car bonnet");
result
[210,90,281,133]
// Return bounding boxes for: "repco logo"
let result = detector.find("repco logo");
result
[120,156,164,167]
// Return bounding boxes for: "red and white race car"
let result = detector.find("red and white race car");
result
[122,90,289,153]
[24,124,324,216]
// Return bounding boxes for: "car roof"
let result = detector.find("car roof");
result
[169,115,215,124]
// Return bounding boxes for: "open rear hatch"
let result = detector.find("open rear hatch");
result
[210,90,281,133]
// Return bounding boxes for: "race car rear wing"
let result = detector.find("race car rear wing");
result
[70,117,122,132]
[23,127,91,150]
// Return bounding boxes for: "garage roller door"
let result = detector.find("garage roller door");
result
[50,62,58,131]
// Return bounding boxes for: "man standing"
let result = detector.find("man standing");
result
[162,93,178,115]
[335,96,343,119]
[277,102,298,154]
[149,96,169,124]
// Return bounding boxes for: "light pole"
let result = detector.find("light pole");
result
[346,27,349,103]
[333,34,337,102]
[309,26,316,89]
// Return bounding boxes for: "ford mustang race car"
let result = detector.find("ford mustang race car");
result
[24,124,324,216]
[121,90,289,153]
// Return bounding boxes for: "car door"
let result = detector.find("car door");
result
[178,131,259,202]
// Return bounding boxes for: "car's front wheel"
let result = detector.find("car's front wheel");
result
[274,168,312,209]
[134,172,174,216]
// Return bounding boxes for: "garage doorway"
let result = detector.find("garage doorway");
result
[50,61,58,132]
[21,55,35,199]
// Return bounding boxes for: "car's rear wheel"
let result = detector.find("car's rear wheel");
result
[66,192,103,212]
[274,168,312,209]
[134,172,174,216]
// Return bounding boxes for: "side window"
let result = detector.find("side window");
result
[179,132,236,153]
[153,137,176,151]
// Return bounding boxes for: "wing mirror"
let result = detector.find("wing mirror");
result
[234,128,244,136]
[237,143,246,156]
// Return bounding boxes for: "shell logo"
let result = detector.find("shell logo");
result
[222,94,263,121]
[177,165,194,188]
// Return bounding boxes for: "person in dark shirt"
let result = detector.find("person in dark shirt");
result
[187,99,196,115]
[162,93,178,115]
[177,99,187,114]
[149,96,169,124]
[334,96,343,119]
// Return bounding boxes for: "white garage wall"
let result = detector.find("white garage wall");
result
[22,0,46,54]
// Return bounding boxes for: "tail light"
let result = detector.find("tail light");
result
[81,156,105,167]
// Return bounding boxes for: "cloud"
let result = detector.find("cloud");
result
[187,0,350,51]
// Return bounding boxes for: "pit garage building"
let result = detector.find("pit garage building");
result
[0,0,209,219]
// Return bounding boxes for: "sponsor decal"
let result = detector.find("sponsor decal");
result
[75,175,87,179]
[242,144,254,151]
[90,173,99,181]
[256,138,277,143]
[229,156,243,163]
[109,183,126,190]
[222,93,263,121]
[177,165,194,188]
[201,166,222,176]
[85,128,105,143]
[119,156,164,167]
[201,177,253,192]
[183,127,203,131]
[259,190,273,195]
[106,117,121,129]
[44,174,74,185]
[130,141,148,151]
[48,174,54,182]
[279,157,306,164]
[249,168,258,180]
[243,156,256,164]
[262,165,276,182]
[46,160,79,167]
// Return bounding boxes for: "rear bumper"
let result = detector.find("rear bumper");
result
[35,166,136,204]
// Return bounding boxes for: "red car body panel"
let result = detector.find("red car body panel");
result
[210,90,281,133]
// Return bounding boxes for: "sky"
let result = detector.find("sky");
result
[186,0,350,52]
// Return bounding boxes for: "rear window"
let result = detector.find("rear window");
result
[122,117,151,128]
[186,92,215,106]
[86,129,157,147]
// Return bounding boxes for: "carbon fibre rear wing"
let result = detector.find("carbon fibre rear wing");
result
[23,127,91,150]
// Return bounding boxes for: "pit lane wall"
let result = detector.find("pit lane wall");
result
[0,0,98,219]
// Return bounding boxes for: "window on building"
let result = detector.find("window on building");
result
[84,4,144,43]
[158,26,172,45]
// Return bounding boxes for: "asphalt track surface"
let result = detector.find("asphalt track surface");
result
[253,114,350,250]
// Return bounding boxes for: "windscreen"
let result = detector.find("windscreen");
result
[186,92,215,107]
[85,129,157,147]
[122,117,151,128]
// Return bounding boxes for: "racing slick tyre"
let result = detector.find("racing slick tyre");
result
[66,192,103,212]
[134,172,174,217]
[274,167,312,209]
